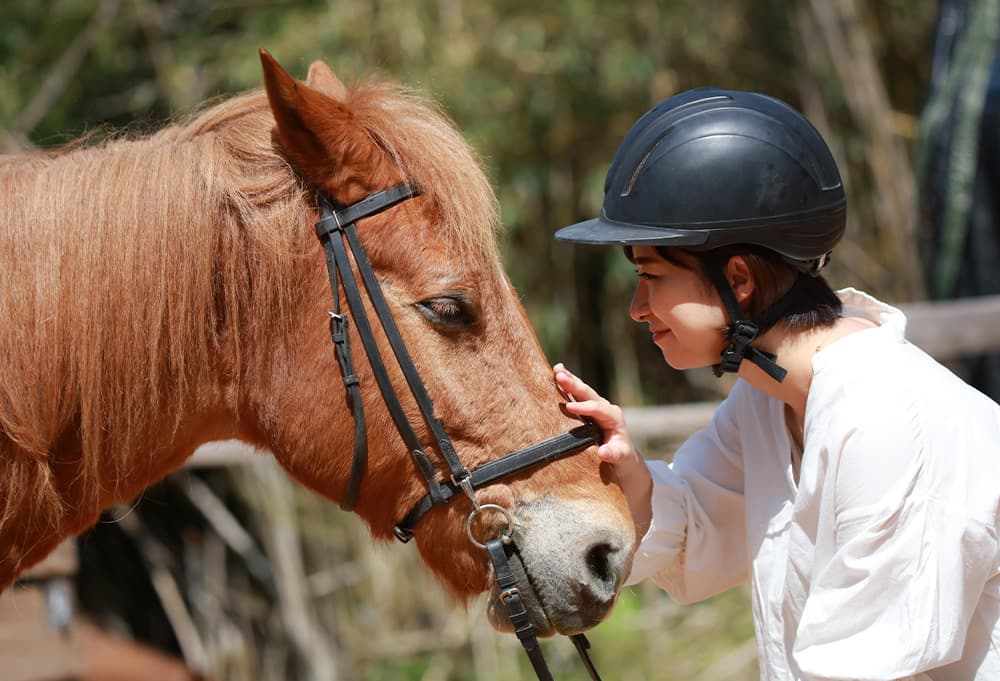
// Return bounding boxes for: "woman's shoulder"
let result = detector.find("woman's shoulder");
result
[813,289,964,400]
[813,340,963,416]
[809,327,1000,451]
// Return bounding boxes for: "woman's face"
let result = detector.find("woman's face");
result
[629,246,728,370]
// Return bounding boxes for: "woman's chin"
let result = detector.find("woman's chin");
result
[661,350,713,372]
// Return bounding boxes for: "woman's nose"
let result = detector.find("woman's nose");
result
[629,283,648,322]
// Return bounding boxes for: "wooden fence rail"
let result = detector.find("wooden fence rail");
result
[189,294,1000,465]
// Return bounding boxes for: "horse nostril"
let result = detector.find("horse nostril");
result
[585,542,619,591]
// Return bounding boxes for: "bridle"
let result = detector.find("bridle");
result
[314,182,605,681]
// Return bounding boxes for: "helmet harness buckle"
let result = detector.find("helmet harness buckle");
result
[705,257,789,383]
[718,319,761,374]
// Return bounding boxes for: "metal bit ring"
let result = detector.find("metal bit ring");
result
[466,503,515,549]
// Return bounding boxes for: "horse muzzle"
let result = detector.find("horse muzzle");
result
[485,496,635,636]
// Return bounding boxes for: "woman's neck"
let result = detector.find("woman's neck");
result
[739,327,820,427]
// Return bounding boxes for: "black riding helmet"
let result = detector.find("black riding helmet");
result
[556,87,847,381]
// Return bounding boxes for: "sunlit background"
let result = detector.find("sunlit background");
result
[3,1,994,679]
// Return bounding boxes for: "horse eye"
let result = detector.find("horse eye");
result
[416,296,476,328]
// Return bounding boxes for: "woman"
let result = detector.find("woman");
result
[554,88,1000,680]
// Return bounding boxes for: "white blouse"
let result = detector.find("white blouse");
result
[628,289,1000,680]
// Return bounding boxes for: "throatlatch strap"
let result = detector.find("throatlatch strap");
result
[316,185,608,681]
[320,208,427,454]
[316,186,442,508]
[330,313,367,510]
[315,183,472,497]
[321,217,366,510]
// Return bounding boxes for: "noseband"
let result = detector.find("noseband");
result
[314,183,603,681]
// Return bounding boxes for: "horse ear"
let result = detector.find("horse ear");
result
[306,59,348,102]
[259,49,379,194]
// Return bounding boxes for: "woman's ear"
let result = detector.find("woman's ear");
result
[725,255,755,305]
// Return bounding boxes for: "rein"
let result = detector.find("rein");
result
[314,183,603,681]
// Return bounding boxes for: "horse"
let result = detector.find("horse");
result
[0,49,636,650]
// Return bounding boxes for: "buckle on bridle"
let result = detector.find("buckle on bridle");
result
[315,182,604,681]
[314,210,343,238]
[498,587,523,606]
[458,476,481,509]
[393,525,415,543]
[328,312,348,342]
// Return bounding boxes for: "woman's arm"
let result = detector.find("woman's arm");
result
[553,363,750,602]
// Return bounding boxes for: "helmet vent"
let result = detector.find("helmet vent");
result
[620,145,655,197]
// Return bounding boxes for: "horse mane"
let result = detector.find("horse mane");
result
[0,78,500,540]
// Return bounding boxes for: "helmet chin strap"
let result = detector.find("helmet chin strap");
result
[704,259,790,383]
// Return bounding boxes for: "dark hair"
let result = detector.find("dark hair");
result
[624,244,842,333]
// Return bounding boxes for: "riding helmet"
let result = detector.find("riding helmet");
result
[555,87,846,274]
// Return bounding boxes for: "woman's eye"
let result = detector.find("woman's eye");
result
[416,296,476,328]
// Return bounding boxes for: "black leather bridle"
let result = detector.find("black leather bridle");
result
[313,182,604,681]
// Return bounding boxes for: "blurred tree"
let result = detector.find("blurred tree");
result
[917,0,1000,399]
[1,0,937,405]
[257,0,936,402]
[0,3,940,679]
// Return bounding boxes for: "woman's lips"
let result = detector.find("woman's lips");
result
[651,329,669,342]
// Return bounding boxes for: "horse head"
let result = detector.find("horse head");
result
[0,49,636,642]
[247,51,637,636]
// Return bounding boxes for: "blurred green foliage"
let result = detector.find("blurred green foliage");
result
[0,2,939,679]
[0,0,938,404]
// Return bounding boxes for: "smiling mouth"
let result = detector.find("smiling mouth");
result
[651,329,670,342]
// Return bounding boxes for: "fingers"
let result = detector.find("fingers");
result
[562,396,622,428]
[553,363,619,425]
[552,362,601,402]
[552,364,650,515]
[596,440,639,465]
[552,363,636,465]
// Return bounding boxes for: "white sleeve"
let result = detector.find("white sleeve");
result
[792,412,1000,680]
[627,391,749,604]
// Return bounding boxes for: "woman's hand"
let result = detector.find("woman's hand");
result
[553,363,652,535]
[553,363,637,464]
